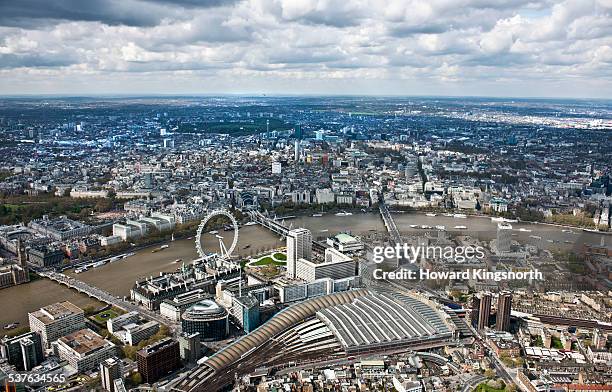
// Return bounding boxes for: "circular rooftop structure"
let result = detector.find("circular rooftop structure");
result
[173,288,456,392]
[181,299,229,341]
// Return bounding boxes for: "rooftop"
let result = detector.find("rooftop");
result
[30,301,83,325]
[58,328,113,356]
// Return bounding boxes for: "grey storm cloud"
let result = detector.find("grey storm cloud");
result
[0,0,237,28]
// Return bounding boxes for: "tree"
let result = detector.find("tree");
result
[82,306,97,316]
[505,383,518,392]
[484,369,496,379]
[95,198,113,212]
[122,345,138,360]
[130,372,142,385]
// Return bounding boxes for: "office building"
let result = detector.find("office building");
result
[107,312,139,334]
[163,138,175,148]
[271,161,281,174]
[326,233,364,253]
[1,332,44,371]
[294,140,300,161]
[113,379,127,392]
[100,357,122,392]
[496,291,512,332]
[124,321,160,346]
[178,333,202,365]
[54,329,117,372]
[472,293,492,330]
[295,247,355,283]
[160,290,211,322]
[315,188,335,204]
[231,295,260,333]
[29,301,85,348]
[181,300,228,341]
[274,276,360,303]
[28,215,91,241]
[286,228,312,279]
[137,338,180,384]
[107,312,159,345]
[496,223,512,253]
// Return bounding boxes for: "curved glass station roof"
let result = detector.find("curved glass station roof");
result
[172,288,454,392]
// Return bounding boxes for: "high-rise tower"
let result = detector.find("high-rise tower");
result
[286,228,312,279]
[496,291,512,332]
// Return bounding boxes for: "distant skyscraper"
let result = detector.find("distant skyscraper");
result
[143,172,153,189]
[496,292,512,332]
[472,293,491,330]
[100,357,122,392]
[163,138,175,148]
[286,228,312,279]
[496,223,512,253]
[271,161,281,174]
[295,125,303,139]
[294,141,300,161]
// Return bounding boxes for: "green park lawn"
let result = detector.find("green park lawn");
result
[92,308,122,326]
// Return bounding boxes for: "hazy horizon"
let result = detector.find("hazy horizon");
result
[0,93,610,101]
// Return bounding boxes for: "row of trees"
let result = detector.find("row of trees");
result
[0,192,117,225]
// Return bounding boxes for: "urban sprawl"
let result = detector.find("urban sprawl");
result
[0,96,611,392]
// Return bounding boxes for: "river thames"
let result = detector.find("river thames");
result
[0,212,607,327]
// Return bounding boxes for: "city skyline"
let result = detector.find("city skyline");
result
[0,2,611,391]
[0,0,611,98]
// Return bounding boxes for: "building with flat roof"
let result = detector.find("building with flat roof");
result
[100,357,122,392]
[295,248,356,283]
[274,276,361,303]
[107,311,159,346]
[160,289,211,322]
[178,333,202,365]
[471,293,492,330]
[496,291,512,332]
[28,215,92,241]
[286,228,312,279]
[28,301,85,348]
[54,329,117,372]
[137,338,180,384]
[1,332,44,371]
[496,223,512,254]
[231,295,260,334]
[326,233,364,253]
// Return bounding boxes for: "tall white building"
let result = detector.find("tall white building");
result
[294,141,300,161]
[496,223,513,253]
[286,228,312,279]
[271,161,282,174]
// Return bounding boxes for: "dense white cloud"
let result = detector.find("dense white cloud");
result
[0,0,610,97]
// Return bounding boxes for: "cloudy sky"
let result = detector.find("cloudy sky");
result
[0,0,610,97]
